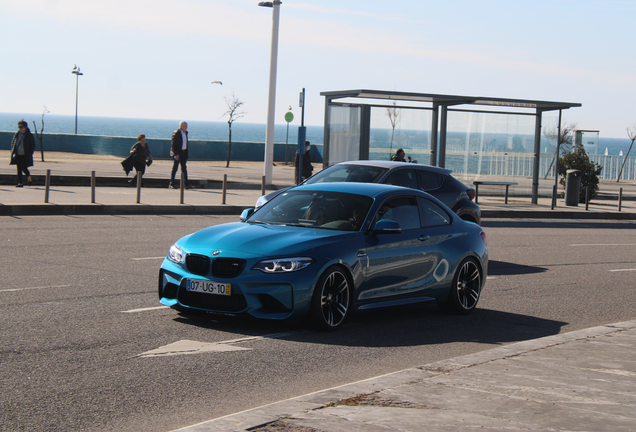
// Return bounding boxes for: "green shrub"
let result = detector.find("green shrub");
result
[558,143,603,203]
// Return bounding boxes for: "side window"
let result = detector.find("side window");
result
[417,170,443,191]
[383,170,418,189]
[375,196,421,230]
[418,198,451,227]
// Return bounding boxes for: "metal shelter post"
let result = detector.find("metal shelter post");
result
[439,105,448,168]
[360,105,371,160]
[532,109,544,204]
[322,97,331,168]
[430,103,439,166]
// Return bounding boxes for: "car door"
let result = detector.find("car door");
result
[356,195,438,304]
[418,171,460,210]
[383,169,418,189]
[414,196,458,293]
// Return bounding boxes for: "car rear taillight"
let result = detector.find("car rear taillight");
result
[467,188,476,201]
[480,231,487,247]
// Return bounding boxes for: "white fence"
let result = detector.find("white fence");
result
[444,151,636,181]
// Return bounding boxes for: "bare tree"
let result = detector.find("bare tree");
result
[543,122,577,179]
[221,94,245,168]
[617,125,636,182]
[385,101,401,159]
[31,106,50,162]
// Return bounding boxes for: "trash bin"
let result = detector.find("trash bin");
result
[565,169,581,206]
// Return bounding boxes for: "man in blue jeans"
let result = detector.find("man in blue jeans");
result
[169,121,193,189]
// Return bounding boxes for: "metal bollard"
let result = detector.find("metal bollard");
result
[44,169,51,203]
[222,174,227,205]
[619,187,623,212]
[261,176,266,196]
[180,172,185,204]
[136,171,142,204]
[585,186,589,211]
[91,171,96,203]
[551,185,557,210]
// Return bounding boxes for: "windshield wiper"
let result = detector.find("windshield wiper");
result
[247,220,269,225]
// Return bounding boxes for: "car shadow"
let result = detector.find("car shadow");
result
[488,260,547,276]
[482,220,636,230]
[306,305,568,348]
[173,304,567,349]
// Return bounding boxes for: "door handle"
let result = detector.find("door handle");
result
[357,250,366,257]
[418,235,430,242]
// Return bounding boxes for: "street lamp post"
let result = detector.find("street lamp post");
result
[259,0,281,185]
[71,65,83,134]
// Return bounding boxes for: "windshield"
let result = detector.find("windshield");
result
[305,164,388,185]
[248,190,374,231]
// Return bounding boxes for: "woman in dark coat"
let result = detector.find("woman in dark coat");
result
[294,141,314,185]
[127,134,152,186]
[10,120,35,187]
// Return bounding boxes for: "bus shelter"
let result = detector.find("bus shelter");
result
[320,89,581,204]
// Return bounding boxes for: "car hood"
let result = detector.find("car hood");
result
[180,222,356,258]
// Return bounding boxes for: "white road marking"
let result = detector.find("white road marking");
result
[486,276,496,280]
[136,330,305,358]
[132,257,165,261]
[0,285,70,293]
[570,243,636,247]
[586,368,636,377]
[609,268,636,272]
[138,339,251,357]
[121,306,170,313]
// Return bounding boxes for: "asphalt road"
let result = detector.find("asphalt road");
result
[1,216,635,432]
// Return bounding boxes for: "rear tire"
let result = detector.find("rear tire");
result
[308,266,351,331]
[439,257,482,315]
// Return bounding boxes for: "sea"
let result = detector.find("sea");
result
[0,112,324,147]
[1,112,632,157]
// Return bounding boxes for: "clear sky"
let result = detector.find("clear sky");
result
[2,0,635,138]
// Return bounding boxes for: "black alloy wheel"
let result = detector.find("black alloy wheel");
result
[439,258,482,315]
[309,267,351,331]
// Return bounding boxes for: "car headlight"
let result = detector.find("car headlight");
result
[168,244,185,264]
[253,257,314,273]
[255,195,268,208]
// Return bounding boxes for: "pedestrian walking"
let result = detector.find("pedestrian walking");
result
[294,141,314,185]
[10,120,35,187]
[169,121,192,189]
[126,134,153,186]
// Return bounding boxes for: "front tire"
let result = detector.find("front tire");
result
[308,266,351,331]
[439,258,482,315]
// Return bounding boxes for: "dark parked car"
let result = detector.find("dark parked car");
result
[159,183,488,331]
[256,161,481,224]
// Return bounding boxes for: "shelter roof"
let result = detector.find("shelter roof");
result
[320,89,581,111]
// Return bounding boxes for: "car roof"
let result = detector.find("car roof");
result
[331,160,453,175]
[285,183,457,219]
[290,181,432,198]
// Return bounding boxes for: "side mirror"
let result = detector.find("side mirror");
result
[372,219,402,234]
[239,208,255,222]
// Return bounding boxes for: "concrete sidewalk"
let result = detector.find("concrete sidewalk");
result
[178,320,636,432]
[1,151,635,218]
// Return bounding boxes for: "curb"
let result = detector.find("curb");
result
[480,209,636,220]
[1,204,634,219]
[174,320,636,432]
[0,174,283,190]
[0,204,246,216]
